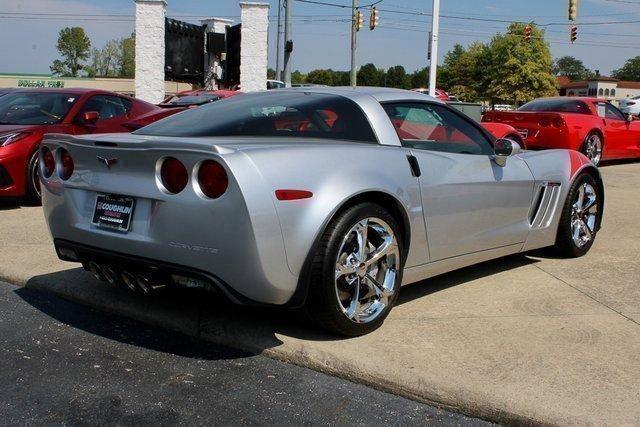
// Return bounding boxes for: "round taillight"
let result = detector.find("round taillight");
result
[538,117,550,127]
[59,148,74,180]
[552,117,565,128]
[197,160,228,199]
[42,147,55,178]
[160,157,188,194]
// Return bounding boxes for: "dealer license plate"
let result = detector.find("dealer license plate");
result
[92,194,135,232]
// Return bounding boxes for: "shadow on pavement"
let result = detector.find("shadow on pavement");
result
[398,254,539,305]
[17,253,541,354]
[13,285,252,361]
[0,199,22,211]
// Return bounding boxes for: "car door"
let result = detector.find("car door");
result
[75,95,133,134]
[594,101,632,158]
[383,102,535,261]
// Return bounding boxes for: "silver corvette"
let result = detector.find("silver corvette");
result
[40,88,604,336]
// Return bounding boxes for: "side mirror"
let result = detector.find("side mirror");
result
[626,113,634,122]
[493,138,521,167]
[81,111,99,125]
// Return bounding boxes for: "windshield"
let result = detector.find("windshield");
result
[136,91,378,143]
[0,92,78,125]
[518,99,591,115]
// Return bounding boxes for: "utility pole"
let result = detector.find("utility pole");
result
[275,0,282,81]
[350,0,357,87]
[428,0,440,98]
[283,0,292,87]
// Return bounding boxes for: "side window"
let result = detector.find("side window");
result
[596,102,625,120]
[78,95,129,121]
[383,102,493,155]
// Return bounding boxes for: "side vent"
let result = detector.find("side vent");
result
[529,182,561,228]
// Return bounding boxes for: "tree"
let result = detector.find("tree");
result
[553,56,592,81]
[482,23,557,105]
[50,27,91,77]
[612,56,640,81]
[291,70,306,85]
[385,65,410,89]
[267,68,276,79]
[306,69,335,86]
[357,63,384,86]
[119,34,135,77]
[410,67,429,89]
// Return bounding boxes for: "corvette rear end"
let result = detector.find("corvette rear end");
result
[40,133,297,305]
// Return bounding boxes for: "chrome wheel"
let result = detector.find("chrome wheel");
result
[583,134,602,165]
[334,217,400,324]
[570,182,598,248]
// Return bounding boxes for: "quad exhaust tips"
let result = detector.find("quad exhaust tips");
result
[83,262,167,296]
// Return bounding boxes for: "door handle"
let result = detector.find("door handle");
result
[407,155,421,177]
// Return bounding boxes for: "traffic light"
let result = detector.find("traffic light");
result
[570,26,578,43]
[568,0,579,21]
[523,25,532,42]
[369,6,379,30]
[355,10,364,31]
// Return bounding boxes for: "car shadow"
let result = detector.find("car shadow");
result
[397,254,538,305]
[600,158,640,167]
[17,254,541,354]
[0,199,22,211]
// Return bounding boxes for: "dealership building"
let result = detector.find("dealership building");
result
[557,75,640,101]
[0,73,192,97]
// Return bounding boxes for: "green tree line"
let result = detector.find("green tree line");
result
[50,26,135,78]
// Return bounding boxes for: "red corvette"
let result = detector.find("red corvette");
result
[483,97,640,166]
[0,88,159,202]
[480,122,525,148]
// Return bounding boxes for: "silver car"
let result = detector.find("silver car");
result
[40,88,604,336]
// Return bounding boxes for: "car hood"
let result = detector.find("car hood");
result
[0,124,42,134]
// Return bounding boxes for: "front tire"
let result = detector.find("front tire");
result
[25,150,42,205]
[303,203,403,336]
[554,173,601,258]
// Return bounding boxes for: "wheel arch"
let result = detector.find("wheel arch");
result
[288,190,411,309]
[575,164,605,232]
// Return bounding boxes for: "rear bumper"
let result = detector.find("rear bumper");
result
[54,239,261,305]
[42,184,299,306]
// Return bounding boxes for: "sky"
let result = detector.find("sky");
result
[0,0,639,77]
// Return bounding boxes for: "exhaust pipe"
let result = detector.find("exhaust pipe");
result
[101,265,119,287]
[86,262,104,281]
[120,271,139,293]
[136,273,167,295]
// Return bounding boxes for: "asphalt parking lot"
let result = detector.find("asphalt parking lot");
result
[1,161,639,424]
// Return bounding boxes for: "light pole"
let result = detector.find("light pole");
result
[428,0,440,97]
[283,0,292,86]
[350,0,357,87]
[275,0,282,81]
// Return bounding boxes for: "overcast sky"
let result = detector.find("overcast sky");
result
[0,0,638,76]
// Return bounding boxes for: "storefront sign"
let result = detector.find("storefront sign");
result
[17,79,65,88]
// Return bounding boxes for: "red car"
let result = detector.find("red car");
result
[124,90,243,130]
[483,97,640,166]
[0,88,159,202]
[480,122,525,148]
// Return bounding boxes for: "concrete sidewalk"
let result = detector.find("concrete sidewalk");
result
[1,163,640,424]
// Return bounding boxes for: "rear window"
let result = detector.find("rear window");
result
[518,99,591,115]
[136,92,377,143]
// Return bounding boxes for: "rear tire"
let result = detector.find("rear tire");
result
[303,203,404,336]
[553,173,601,258]
[580,132,603,166]
[24,150,42,205]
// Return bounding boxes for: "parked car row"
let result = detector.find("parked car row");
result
[482,97,640,166]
